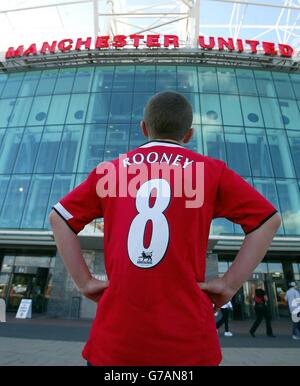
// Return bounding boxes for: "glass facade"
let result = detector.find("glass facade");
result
[0,65,299,235]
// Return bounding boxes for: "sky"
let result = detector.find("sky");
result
[0,0,299,57]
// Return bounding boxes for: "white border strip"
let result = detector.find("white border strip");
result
[140,141,182,149]
[53,202,73,221]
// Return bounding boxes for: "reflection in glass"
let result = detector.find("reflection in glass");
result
[156,66,176,91]
[53,68,76,94]
[86,93,111,123]
[224,127,251,176]
[186,124,202,153]
[21,175,52,228]
[1,73,24,98]
[27,95,51,125]
[56,125,83,173]
[198,67,218,93]
[14,127,43,173]
[236,69,258,96]
[220,95,243,126]
[260,98,284,129]
[34,126,63,173]
[254,71,276,97]
[0,176,10,215]
[8,98,33,127]
[287,131,300,179]
[276,179,300,235]
[113,66,134,91]
[77,124,106,172]
[182,93,200,124]
[267,130,295,178]
[200,94,222,125]
[211,218,234,234]
[217,68,238,94]
[46,94,70,125]
[18,71,41,97]
[177,66,198,92]
[272,72,295,99]
[66,94,89,124]
[132,93,152,122]
[278,99,300,131]
[0,99,16,127]
[109,93,133,123]
[92,67,114,92]
[246,128,273,177]
[202,125,226,162]
[240,96,263,127]
[129,123,145,150]
[290,73,300,99]
[104,124,129,160]
[134,66,155,92]
[0,127,24,173]
[73,67,95,93]
[0,74,8,96]
[35,70,58,95]
[0,175,31,228]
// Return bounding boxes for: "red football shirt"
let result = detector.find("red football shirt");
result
[53,140,277,366]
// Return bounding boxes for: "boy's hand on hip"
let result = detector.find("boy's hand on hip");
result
[198,278,236,308]
[80,278,109,303]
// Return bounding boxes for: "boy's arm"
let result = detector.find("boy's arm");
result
[200,212,281,307]
[49,210,108,302]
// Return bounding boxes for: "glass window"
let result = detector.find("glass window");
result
[272,72,295,99]
[211,218,234,234]
[0,175,31,228]
[129,123,145,151]
[92,66,114,92]
[217,68,238,94]
[1,73,24,98]
[34,126,63,173]
[8,97,33,127]
[56,125,83,173]
[134,66,155,92]
[240,96,263,127]
[0,176,10,215]
[268,262,283,274]
[276,179,300,235]
[66,94,89,124]
[254,71,276,97]
[260,98,284,129]
[46,94,70,125]
[44,174,76,228]
[27,95,51,125]
[236,69,258,96]
[35,70,58,95]
[254,263,268,273]
[14,126,43,173]
[113,66,134,92]
[156,66,177,91]
[198,67,219,93]
[246,128,274,177]
[200,94,222,125]
[53,68,76,94]
[177,66,198,92]
[73,67,95,93]
[224,127,251,176]
[21,175,52,229]
[267,129,295,178]
[0,74,8,96]
[132,93,152,122]
[104,124,129,160]
[181,93,200,124]
[220,95,243,126]
[202,125,227,162]
[218,262,229,273]
[290,73,300,99]
[86,93,110,124]
[293,263,300,274]
[0,99,16,127]
[75,174,89,186]
[186,124,203,154]
[77,124,106,172]
[253,178,284,235]
[0,127,24,173]
[287,131,300,179]
[109,93,133,123]
[278,99,300,131]
[18,71,41,97]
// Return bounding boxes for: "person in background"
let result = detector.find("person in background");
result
[249,285,275,338]
[285,282,300,340]
[216,300,233,337]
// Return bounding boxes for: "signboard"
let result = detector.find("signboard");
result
[0,299,6,322]
[16,299,32,319]
[5,34,294,59]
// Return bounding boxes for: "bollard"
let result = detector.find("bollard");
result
[0,298,6,322]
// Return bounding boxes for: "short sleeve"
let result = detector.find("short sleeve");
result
[52,168,102,234]
[213,163,278,234]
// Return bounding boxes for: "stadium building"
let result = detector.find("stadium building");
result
[0,0,299,320]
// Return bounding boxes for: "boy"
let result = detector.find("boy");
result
[49,91,281,366]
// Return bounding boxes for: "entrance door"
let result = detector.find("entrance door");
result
[7,273,34,311]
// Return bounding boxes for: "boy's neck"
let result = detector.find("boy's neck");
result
[148,138,182,145]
